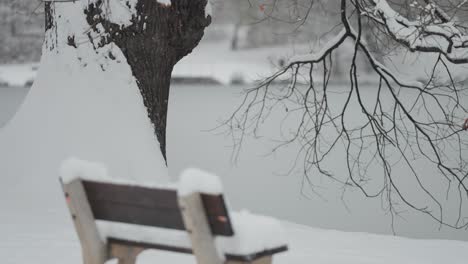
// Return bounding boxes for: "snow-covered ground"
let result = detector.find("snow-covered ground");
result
[173,40,298,84]
[2,214,468,264]
[1,84,468,263]
[1,3,467,261]
[0,63,38,87]
[2,156,468,264]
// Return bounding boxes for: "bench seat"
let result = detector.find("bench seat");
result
[108,238,287,262]
[97,209,287,262]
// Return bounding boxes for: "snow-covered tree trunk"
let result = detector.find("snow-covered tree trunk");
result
[0,0,212,198]
[45,0,211,161]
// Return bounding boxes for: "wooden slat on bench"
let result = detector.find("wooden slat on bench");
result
[83,181,186,230]
[225,246,289,262]
[82,181,234,236]
[202,194,234,236]
[109,238,287,262]
[108,238,193,255]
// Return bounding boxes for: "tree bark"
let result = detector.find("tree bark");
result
[45,0,211,162]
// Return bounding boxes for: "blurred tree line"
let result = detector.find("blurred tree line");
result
[0,0,43,63]
[211,0,340,49]
[1,0,466,63]
[0,0,339,63]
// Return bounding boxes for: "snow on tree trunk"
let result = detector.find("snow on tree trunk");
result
[0,0,211,207]
[46,0,211,161]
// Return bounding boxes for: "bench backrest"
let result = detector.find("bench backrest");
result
[82,180,234,236]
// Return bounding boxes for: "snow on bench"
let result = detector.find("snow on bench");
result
[59,158,288,264]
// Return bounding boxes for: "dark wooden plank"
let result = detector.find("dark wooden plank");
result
[109,238,287,262]
[225,246,289,262]
[82,181,235,235]
[201,194,234,236]
[90,200,186,230]
[83,181,179,209]
[108,238,193,255]
[82,181,185,229]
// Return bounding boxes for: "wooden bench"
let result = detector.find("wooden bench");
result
[60,178,287,264]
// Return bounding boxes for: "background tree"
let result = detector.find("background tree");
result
[226,0,468,230]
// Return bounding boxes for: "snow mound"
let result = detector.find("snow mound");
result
[0,0,169,194]
[60,157,108,184]
[178,168,223,196]
[217,210,287,256]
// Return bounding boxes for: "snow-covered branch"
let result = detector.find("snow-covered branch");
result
[369,0,468,63]
[224,0,468,231]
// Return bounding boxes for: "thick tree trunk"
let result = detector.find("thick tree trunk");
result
[45,0,211,162]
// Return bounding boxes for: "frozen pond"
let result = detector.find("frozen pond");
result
[0,87,29,128]
[1,84,467,241]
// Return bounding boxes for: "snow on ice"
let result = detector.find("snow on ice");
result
[216,210,287,256]
[60,157,109,184]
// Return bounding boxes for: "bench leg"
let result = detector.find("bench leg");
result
[179,193,224,264]
[117,255,137,264]
[253,256,272,264]
[109,243,142,264]
[226,256,272,264]
[61,179,107,264]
